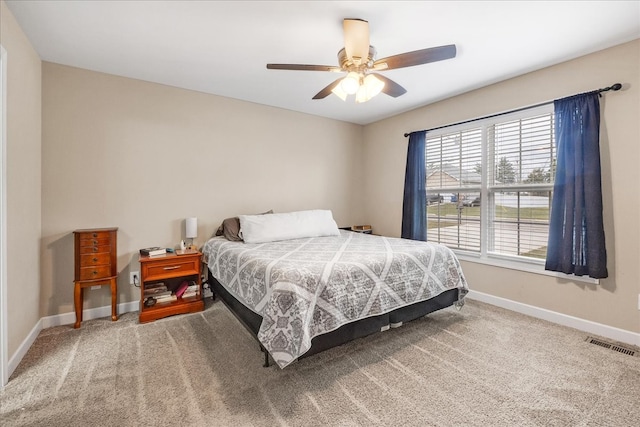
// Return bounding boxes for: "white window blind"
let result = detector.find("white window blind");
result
[424,105,555,263]
[426,129,482,252]
[489,113,555,259]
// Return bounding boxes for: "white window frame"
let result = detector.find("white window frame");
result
[425,104,598,284]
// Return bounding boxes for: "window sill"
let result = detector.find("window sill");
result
[453,250,600,285]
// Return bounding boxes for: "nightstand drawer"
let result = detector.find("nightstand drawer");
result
[143,258,199,282]
[79,265,112,281]
[80,252,111,267]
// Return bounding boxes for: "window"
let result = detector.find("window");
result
[425,105,555,264]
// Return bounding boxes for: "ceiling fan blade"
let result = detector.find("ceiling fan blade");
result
[374,44,456,70]
[267,64,341,72]
[371,73,407,98]
[343,18,370,64]
[312,78,344,99]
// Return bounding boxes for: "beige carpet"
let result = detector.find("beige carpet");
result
[1,298,638,426]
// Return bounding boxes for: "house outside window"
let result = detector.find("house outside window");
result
[425,105,555,266]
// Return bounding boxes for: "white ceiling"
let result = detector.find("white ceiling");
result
[5,1,640,125]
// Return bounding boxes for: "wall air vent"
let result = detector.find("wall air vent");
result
[585,336,637,357]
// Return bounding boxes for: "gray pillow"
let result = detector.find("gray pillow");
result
[215,210,273,241]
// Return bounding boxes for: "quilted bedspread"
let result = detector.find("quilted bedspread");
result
[202,230,469,368]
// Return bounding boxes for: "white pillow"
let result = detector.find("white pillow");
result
[239,210,340,244]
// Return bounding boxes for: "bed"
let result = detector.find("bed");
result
[202,211,469,369]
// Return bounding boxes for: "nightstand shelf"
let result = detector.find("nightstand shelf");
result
[138,251,204,323]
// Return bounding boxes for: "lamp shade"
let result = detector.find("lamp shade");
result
[331,84,348,101]
[363,74,384,98]
[340,72,360,95]
[185,217,198,239]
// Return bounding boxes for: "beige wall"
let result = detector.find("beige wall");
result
[41,62,364,316]
[0,1,42,358]
[363,40,640,334]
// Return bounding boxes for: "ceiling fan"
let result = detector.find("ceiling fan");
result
[266,18,457,103]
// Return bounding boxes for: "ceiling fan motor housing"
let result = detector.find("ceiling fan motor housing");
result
[338,46,377,72]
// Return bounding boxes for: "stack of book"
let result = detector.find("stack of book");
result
[144,282,175,303]
[154,294,177,304]
[182,283,199,299]
[174,281,199,299]
[140,246,166,256]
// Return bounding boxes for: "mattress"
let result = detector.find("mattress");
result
[202,230,468,368]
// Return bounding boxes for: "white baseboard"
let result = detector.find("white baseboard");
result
[7,317,42,380]
[467,290,640,347]
[8,301,140,379]
[40,300,139,329]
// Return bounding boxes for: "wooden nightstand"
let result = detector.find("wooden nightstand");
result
[138,251,204,323]
[340,225,373,234]
[73,227,118,328]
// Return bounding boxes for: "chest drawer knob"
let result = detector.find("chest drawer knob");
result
[93,257,98,262]
[92,233,98,238]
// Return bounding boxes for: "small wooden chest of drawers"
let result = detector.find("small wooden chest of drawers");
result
[73,227,118,328]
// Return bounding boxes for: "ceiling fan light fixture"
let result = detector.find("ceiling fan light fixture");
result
[354,74,385,103]
[340,72,360,95]
[355,84,369,103]
[363,74,385,98]
[331,84,348,101]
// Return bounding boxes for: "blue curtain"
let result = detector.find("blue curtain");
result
[545,91,607,278]
[401,131,427,241]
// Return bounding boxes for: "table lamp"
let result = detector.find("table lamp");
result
[186,217,197,250]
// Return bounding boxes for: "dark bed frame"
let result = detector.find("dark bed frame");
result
[207,270,459,367]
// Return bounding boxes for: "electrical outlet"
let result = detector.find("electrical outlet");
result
[130,271,139,285]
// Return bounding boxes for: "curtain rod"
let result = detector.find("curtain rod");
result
[403,83,622,138]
